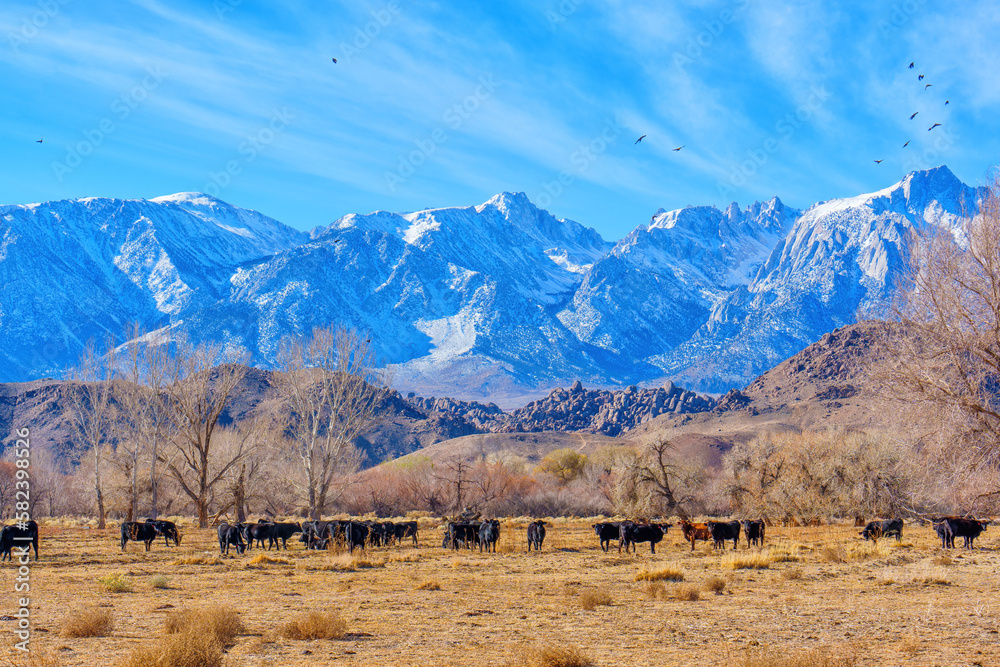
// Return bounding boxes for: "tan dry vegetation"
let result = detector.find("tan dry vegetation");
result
[59,607,114,638]
[13,519,1000,666]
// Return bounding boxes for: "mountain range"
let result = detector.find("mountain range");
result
[0,166,981,398]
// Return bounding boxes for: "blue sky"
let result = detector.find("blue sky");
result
[2,0,998,239]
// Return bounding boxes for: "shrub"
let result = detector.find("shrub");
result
[738,648,856,667]
[280,611,347,640]
[513,645,595,667]
[164,608,245,647]
[60,607,114,637]
[781,568,803,581]
[703,576,726,594]
[248,553,292,566]
[722,552,773,570]
[644,582,668,600]
[578,588,612,611]
[119,631,222,667]
[149,575,171,589]
[674,585,701,601]
[172,555,223,566]
[416,580,441,590]
[634,564,684,582]
[97,574,132,593]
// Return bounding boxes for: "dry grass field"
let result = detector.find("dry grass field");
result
[4,517,999,666]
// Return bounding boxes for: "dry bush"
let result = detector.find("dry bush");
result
[164,608,245,647]
[722,551,772,570]
[6,647,63,667]
[933,554,953,566]
[279,611,347,640]
[781,568,803,581]
[149,575,170,589]
[248,553,292,566]
[416,580,441,590]
[674,584,701,601]
[512,645,595,667]
[578,588,612,611]
[644,582,668,600]
[60,607,114,637]
[96,573,132,593]
[173,555,223,566]
[896,635,920,656]
[768,544,803,563]
[738,647,857,667]
[119,630,222,667]
[634,563,684,582]
[703,576,726,594]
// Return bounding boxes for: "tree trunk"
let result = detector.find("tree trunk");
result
[235,464,247,523]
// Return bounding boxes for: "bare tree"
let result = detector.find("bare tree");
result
[164,338,248,528]
[635,437,705,520]
[275,327,388,519]
[65,338,117,529]
[436,458,474,514]
[213,418,271,522]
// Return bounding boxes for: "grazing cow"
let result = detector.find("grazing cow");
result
[269,522,302,550]
[620,523,670,554]
[741,519,765,548]
[0,521,38,561]
[344,521,369,553]
[592,522,623,552]
[120,521,157,552]
[244,522,274,550]
[708,520,741,550]
[527,520,546,552]
[478,519,500,553]
[145,519,182,546]
[300,521,334,550]
[860,519,903,542]
[934,519,955,549]
[393,521,419,547]
[938,517,990,550]
[217,523,246,555]
[679,520,712,551]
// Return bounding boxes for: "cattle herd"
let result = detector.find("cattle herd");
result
[0,514,992,562]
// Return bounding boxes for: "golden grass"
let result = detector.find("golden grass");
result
[512,645,595,667]
[118,630,222,667]
[634,563,685,582]
[578,588,613,611]
[96,573,132,593]
[279,610,347,640]
[821,541,892,563]
[703,575,727,594]
[304,552,386,571]
[149,574,171,589]
[781,567,803,580]
[767,543,803,563]
[737,648,857,667]
[60,607,114,637]
[164,608,245,647]
[722,551,773,570]
[416,579,441,590]
[248,552,292,566]
[172,554,223,565]
[674,584,701,601]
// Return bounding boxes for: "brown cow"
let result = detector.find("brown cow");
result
[679,519,711,551]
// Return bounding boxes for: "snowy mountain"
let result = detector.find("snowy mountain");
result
[0,167,983,397]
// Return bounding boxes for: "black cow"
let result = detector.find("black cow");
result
[120,521,157,551]
[269,522,302,550]
[478,519,500,553]
[0,521,38,561]
[620,523,670,554]
[146,519,181,546]
[934,519,954,549]
[593,522,622,552]
[447,522,481,550]
[243,522,274,550]
[741,519,765,547]
[218,522,246,555]
[527,520,546,552]
[940,517,989,550]
[393,521,418,547]
[860,519,903,542]
[708,520,741,550]
[300,521,333,550]
[344,521,369,553]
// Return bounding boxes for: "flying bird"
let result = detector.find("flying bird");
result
[909,112,919,120]
[925,84,932,89]
[918,74,924,80]
[874,160,883,164]
[908,62,914,69]
[35,137,42,143]
[634,135,646,144]
[331,57,337,63]
[928,123,942,131]
[673,145,684,152]
[903,140,910,148]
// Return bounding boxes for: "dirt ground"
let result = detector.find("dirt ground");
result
[3,517,998,666]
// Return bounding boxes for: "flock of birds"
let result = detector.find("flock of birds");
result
[872,61,949,164]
